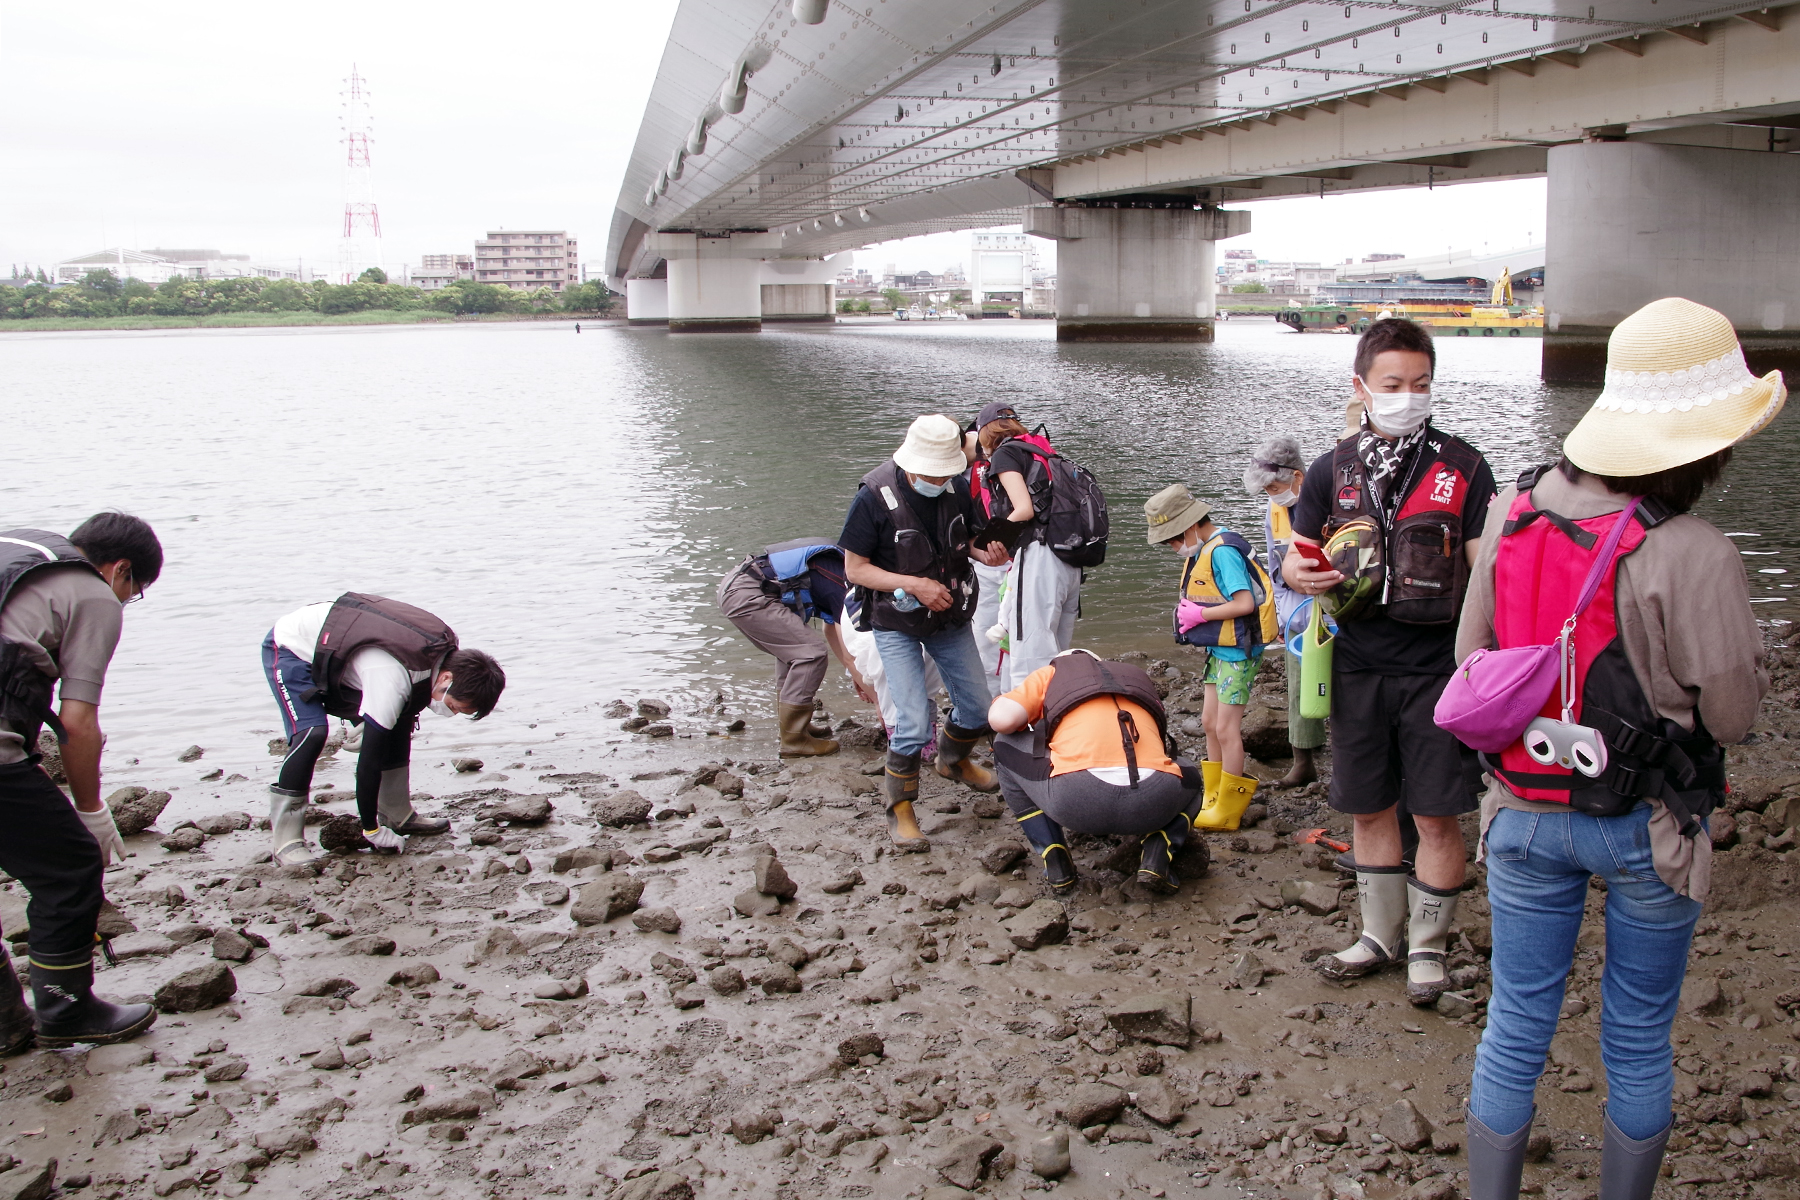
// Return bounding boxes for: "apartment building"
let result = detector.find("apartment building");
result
[415,254,475,291]
[473,231,579,293]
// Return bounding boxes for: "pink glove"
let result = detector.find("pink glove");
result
[1176,599,1209,634]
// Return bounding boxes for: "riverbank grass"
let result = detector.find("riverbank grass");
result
[0,309,561,333]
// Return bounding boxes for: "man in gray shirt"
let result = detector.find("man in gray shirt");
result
[0,513,163,1052]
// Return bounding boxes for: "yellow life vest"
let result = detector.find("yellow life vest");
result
[1177,528,1281,651]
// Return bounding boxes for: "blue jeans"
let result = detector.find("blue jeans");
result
[1470,804,1702,1141]
[873,623,993,757]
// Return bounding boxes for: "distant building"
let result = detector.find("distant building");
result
[474,231,579,293]
[415,254,475,291]
[56,249,180,285]
[970,232,1031,306]
[1363,253,1406,263]
[55,248,309,285]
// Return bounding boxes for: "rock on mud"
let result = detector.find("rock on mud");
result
[571,875,644,924]
[452,757,484,773]
[932,1133,1003,1189]
[632,907,681,934]
[1004,899,1069,950]
[319,815,371,853]
[0,1157,56,1200]
[590,789,652,827]
[1133,1076,1187,1125]
[154,963,237,1012]
[491,794,552,824]
[1032,1130,1071,1179]
[1064,1081,1128,1128]
[108,787,171,836]
[733,890,782,918]
[610,1172,694,1200]
[1380,1099,1435,1151]
[1107,992,1193,1048]
[754,854,798,898]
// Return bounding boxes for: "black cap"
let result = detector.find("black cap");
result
[976,401,1020,430]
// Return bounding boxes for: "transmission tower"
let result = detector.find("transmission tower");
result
[338,66,384,283]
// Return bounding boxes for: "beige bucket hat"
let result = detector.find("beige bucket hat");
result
[1564,297,1787,477]
[1144,483,1211,544]
[892,414,969,477]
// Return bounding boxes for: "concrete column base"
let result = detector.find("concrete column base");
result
[669,318,762,333]
[649,231,781,333]
[1544,142,1800,382]
[625,278,668,326]
[1057,318,1213,343]
[761,283,836,323]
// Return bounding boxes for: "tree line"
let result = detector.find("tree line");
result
[0,268,619,321]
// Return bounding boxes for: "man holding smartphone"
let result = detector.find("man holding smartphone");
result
[1282,318,1497,1008]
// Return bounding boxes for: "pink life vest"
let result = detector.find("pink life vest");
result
[1486,468,1724,834]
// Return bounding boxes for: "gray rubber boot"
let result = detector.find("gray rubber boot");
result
[1467,1110,1532,1200]
[1600,1112,1672,1200]
[1314,865,1408,981]
[1405,877,1461,1006]
[377,766,449,835]
[269,785,317,866]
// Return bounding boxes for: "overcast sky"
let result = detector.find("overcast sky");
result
[2,1,1545,278]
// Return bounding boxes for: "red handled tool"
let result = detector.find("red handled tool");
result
[1295,828,1350,853]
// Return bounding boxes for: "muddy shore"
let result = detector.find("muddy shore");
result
[2,626,1798,1200]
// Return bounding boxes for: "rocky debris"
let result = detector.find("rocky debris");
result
[319,814,371,853]
[342,934,396,956]
[159,827,206,852]
[733,890,782,918]
[452,757,484,773]
[209,929,258,962]
[1681,976,1727,1016]
[1228,950,1269,989]
[590,789,652,827]
[36,733,65,783]
[1132,1076,1187,1125]
[109,932,177,960]
[959,874,1004,904]
[729,1108,781,1144]
[978,843,1025,874]
[707,966,746,995]
[1403,1179,1460,1200]
[388,963,440,987]
[637,698,671,718]
[1003,898,1069,950]
[1279,878,1343,914]
[571,875,645,924]
[154,962,236,1012]
[932,1132,1003,1189]
[85,1044,153,1075]
[177,744,204,762]
[1379,1098,1435,1152]
[756,963,803,994]
[298,976,360,998]
[552,846,611,872]
[1031,1130,1071,1179]
[469,928,524,959]
[1106,992,1193,1048]
[532,977,589,1000]
[107,786,171,835]
[753,853,798,899]
[0,1157,55,1200]
[836,1032,884,1063]
[491,794,553,823]
[400,1090,489,1126]
[610,1172,694,1200]
[766,936,809,968]
[1065,1081,1127,1128]
[632,907,681,933]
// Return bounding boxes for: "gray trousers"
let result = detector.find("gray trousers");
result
[995,730,1199,835]
[717,565,829,706]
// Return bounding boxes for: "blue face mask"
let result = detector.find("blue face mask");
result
[911,477,949,498]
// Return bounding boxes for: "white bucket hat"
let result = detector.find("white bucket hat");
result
[892,414,968,477]
[1564,297,1787,477]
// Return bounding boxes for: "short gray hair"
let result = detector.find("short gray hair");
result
[1243,436,1306,493]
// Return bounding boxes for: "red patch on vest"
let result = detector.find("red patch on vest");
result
[1335,485,1359,512]
[1395,463,1466,521]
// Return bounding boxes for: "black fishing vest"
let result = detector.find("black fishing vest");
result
[1041,652,1172,788]
[1325,426,1485,626]
[0,529,106,755]
[306,593,457,725]
[854,462,976,638]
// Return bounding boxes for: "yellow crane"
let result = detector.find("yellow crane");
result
[1490,268,1514,307]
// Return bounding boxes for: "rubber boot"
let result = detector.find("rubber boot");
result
[28,949,156,1049]
[1467,1110,1532,1200]
[1195,770,1256,832]
[377,766,450,836]
[1314,865,1408,981]
[1200,760,1222,811]
[777,702,840,757]
[1600,1112,1672,1200]
[883,751,930,853]
[1277,746,1317,789]
[268,785,318,867]
[1137,803,1198,895]
[1016,809,1077,894]
[1335,810,1420,874]
[0,952,34,1056]
[1405,877,1461,1006]
[934,722,998,792]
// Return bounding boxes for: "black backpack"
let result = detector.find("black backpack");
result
[992,429,1110,568]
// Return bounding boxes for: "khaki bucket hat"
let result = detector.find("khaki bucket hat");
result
[1144,483,1211,544]
[1563,297,1787,477]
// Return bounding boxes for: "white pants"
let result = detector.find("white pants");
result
[997,540,1083,693]
[971,559,1010,699]
[841,620,942,745]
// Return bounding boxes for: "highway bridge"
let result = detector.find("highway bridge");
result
[606,0,1800,377]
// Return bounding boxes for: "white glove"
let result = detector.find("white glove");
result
[77,804,127,867]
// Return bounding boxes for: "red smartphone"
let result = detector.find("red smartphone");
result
[1293,543,1335,572]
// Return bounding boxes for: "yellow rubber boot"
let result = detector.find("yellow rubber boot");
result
[1196,771,1256,832]
[1200,760,1222,811]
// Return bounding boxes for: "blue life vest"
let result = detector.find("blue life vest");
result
[759,539,839,623]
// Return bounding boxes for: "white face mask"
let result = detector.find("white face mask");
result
[1177,535,1203,559]
[1362,380,1432,437]
[430,677,457,718]
[1269,488,1299,508]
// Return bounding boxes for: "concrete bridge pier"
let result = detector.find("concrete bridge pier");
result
[1026,204,1251,342]
[1545,142,1800,383]
[625,278,668,326]
[647,232,782,332]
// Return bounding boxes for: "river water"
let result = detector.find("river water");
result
[4,317,1792,786]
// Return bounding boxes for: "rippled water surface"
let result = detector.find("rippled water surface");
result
[5,317,1792,778]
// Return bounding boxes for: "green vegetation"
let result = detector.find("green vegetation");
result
[0,269,620,327]
[880,287,907,311]
[836,298,875,313]
[1231,281,1270,294]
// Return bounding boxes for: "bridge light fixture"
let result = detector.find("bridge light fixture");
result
[859,207,872,222]
[644,188,658,207]
[1483,31,1489,41]
[656,170,670,194]
[721,59,753,113]
[669,148,686,180]
[991,55,1002,75]
[1303,19,1309,30]
[793,0,827,22]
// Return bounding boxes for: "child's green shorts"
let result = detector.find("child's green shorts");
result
[1201,650,1263,707]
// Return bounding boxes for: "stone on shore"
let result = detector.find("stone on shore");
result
[154,963,237,1012]
[1380,1098,1435,1151]
[452,757,484,773]
[754,854,798,898]
[159,827,206,852]
[552,846,611,873]
[108,787,171,836]
[610,1172,694,1200]
[491,794,552,824]
[932,1132,1003,1190]
[1132,1076,1187,1125]
[571,875,644,924]
[733,889,782,918]
[0,1156,55,1200]
[633,907,681,934]
[1031,1130,1071,1178]
[318,815,371,853]
[1004,899,1069,950]
[1065,1081,1128,1128]
[1107,992,1193,1048]
[590,789,652,827]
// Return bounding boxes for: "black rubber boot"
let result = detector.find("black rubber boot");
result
[0,952,33,1056]
[933,722,999,792]
[29,949,156,1049]
[1467,1110,1532,1200]
[1137,804,1196,895]
[1015,810,1078,895]
[1600,1113,1672,1200]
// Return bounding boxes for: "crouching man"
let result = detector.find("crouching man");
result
[0,514,163,1051]
[262,593,504,862]
[988,650,1204,895]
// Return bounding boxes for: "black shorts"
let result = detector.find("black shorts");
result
[1327,671,1482,818]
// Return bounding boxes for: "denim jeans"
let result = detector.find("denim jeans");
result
[1470,804,1702,1141]
[873,623,993,757]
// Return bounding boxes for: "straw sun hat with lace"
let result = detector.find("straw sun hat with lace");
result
[1563,296,1787,477]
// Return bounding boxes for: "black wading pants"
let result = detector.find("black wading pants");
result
[0,759,103,960]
